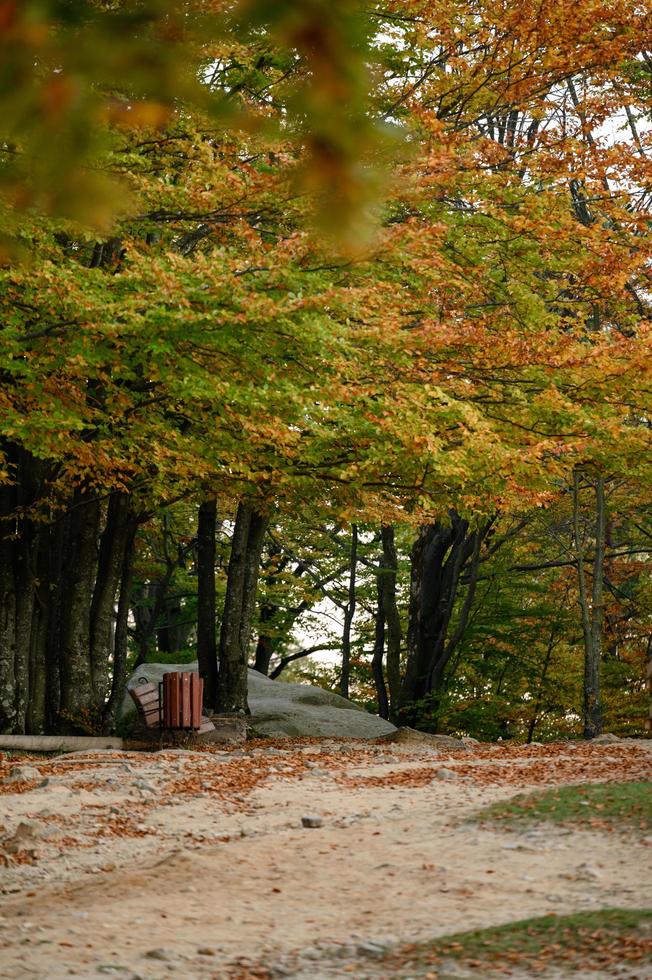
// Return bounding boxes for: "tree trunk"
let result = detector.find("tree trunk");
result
[646,635,652,734]
[44,515,66,732]
[526,626,557,744]
[340,524,358,700]
[14,453,45,733]
[89,494,131,701]
[103,515,138,732]
[58,494,101,722]
[399,514,469,712]
[0,448,44,733]
[132,575,178,667]
[13,529,36,734]
[27,575,48,734]
[380,525,402,719]
[197,498,218,710]
[156,596,191,653]
[398,512,486,727]
[253,541,283,676]
[573,468,605,739]
[371,555,389,719]
[253,632,274,676]
[0,482,17,733]
[429,528,482,693]
[254,542,286,677]
[131,582,159,668]
[588,473,606,737]
[1,448,139,736]
[217,502,268,714]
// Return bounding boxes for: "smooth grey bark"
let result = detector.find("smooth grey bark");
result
[104,514,138,732]
[399,513,471,712]
[156,596,192,653]
[14,451,46,733]
[0,483,17,732]
[131,582,160,668]
[131,520,197,667]
[0,449,44,733]
[13,531,36,734]
[398,512,488,726]
[217,502,269,714]
[588,473,606,737]
[253,632,274,676]
[253,541,283,676]
[0,443,141,735]
[371,555,389,720]
[197,498,218,710]
[44,516,66,731]
[339,524,358,700]
[430,528,482,692]
[573,468,605,739]
[526,626,557,744]
[647,634,652,735]
[380,525,402,718]
[26,578,48,734]
[58,494,101,719]
[90,494,131,701]
[372,525,401,721]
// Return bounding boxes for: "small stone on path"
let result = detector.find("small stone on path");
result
[301,815,323,828]
[144,948,170,960]
[434,768,459,780]
[357,940,390,957]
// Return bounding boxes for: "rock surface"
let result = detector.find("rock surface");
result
[373,727,470,750]
[121,662,396,739]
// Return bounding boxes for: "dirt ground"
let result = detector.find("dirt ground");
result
[0,737,650,979]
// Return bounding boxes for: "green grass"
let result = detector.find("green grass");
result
[475,781,652,832]
[378,909,652,976]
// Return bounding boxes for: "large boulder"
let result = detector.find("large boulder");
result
[121,662,396,739]
[247,669,396,738]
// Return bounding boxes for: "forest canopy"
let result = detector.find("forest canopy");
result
[1,0,651,740]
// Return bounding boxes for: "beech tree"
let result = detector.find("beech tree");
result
[0,0,650,737]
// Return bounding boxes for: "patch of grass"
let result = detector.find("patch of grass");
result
[476,781,652,832]
[379,908,652,976]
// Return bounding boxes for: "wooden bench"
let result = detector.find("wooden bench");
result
[129,673,215,733]
[129,681,161,729]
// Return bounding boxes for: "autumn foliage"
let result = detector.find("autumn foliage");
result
[0,0,651,737]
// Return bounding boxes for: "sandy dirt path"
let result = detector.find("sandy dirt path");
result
[0,739,650,979]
